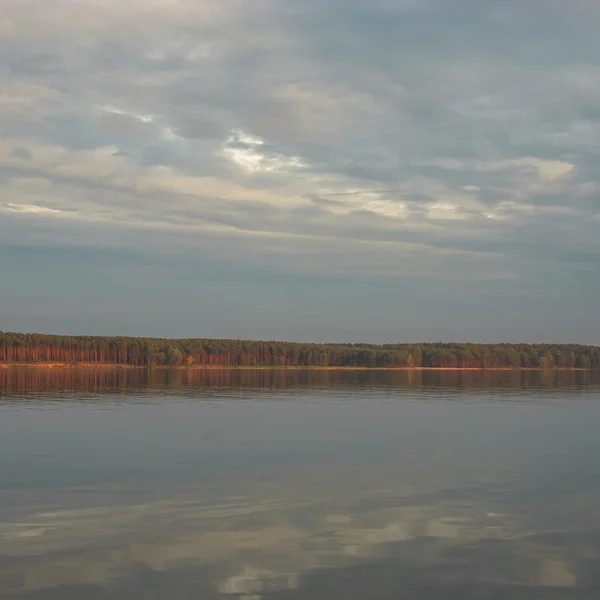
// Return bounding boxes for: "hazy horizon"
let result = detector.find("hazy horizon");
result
[2,1,600,344]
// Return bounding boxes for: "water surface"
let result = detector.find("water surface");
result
[2,368,600,598]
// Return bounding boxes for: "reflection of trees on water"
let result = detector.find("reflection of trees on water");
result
[0,367,599,398]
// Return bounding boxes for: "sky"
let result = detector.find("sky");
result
[1,0,600,344]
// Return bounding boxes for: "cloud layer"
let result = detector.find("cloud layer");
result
[2,0,600,340]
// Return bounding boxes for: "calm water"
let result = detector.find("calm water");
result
[2,368,600,599]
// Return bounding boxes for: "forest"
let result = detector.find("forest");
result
[0,332,599,369]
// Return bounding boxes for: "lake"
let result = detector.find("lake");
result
[2,368,600,599]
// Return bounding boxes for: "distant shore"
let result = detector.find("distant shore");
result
[0,363,589,371]
[2,333,596,370]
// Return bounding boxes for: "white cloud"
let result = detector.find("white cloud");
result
[481,158,575,182]
[3,203,65,215]
[427,202,468,221]
[93,104,155,124]
[222,130,307,173]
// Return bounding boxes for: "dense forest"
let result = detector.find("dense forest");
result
[0,332,599,369]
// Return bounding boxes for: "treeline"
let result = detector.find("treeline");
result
[1,332,599,369]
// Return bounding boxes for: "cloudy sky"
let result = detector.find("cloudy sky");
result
[2,0,600,343]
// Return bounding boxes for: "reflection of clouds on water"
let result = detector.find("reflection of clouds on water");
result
[1,478,599,599]
[219,566,298,599]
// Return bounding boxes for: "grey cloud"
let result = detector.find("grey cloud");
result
[1,0,600,339]
[10,147,33,161]
[139,146,176,168]
[94,112,155,136]
[172,118,226,141]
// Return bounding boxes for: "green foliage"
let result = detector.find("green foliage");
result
[167,348,184,366]
[0,332,598,369]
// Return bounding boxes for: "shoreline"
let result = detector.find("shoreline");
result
[0,363,589,371]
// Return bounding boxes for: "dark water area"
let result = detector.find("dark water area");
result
[2,368,600,598]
